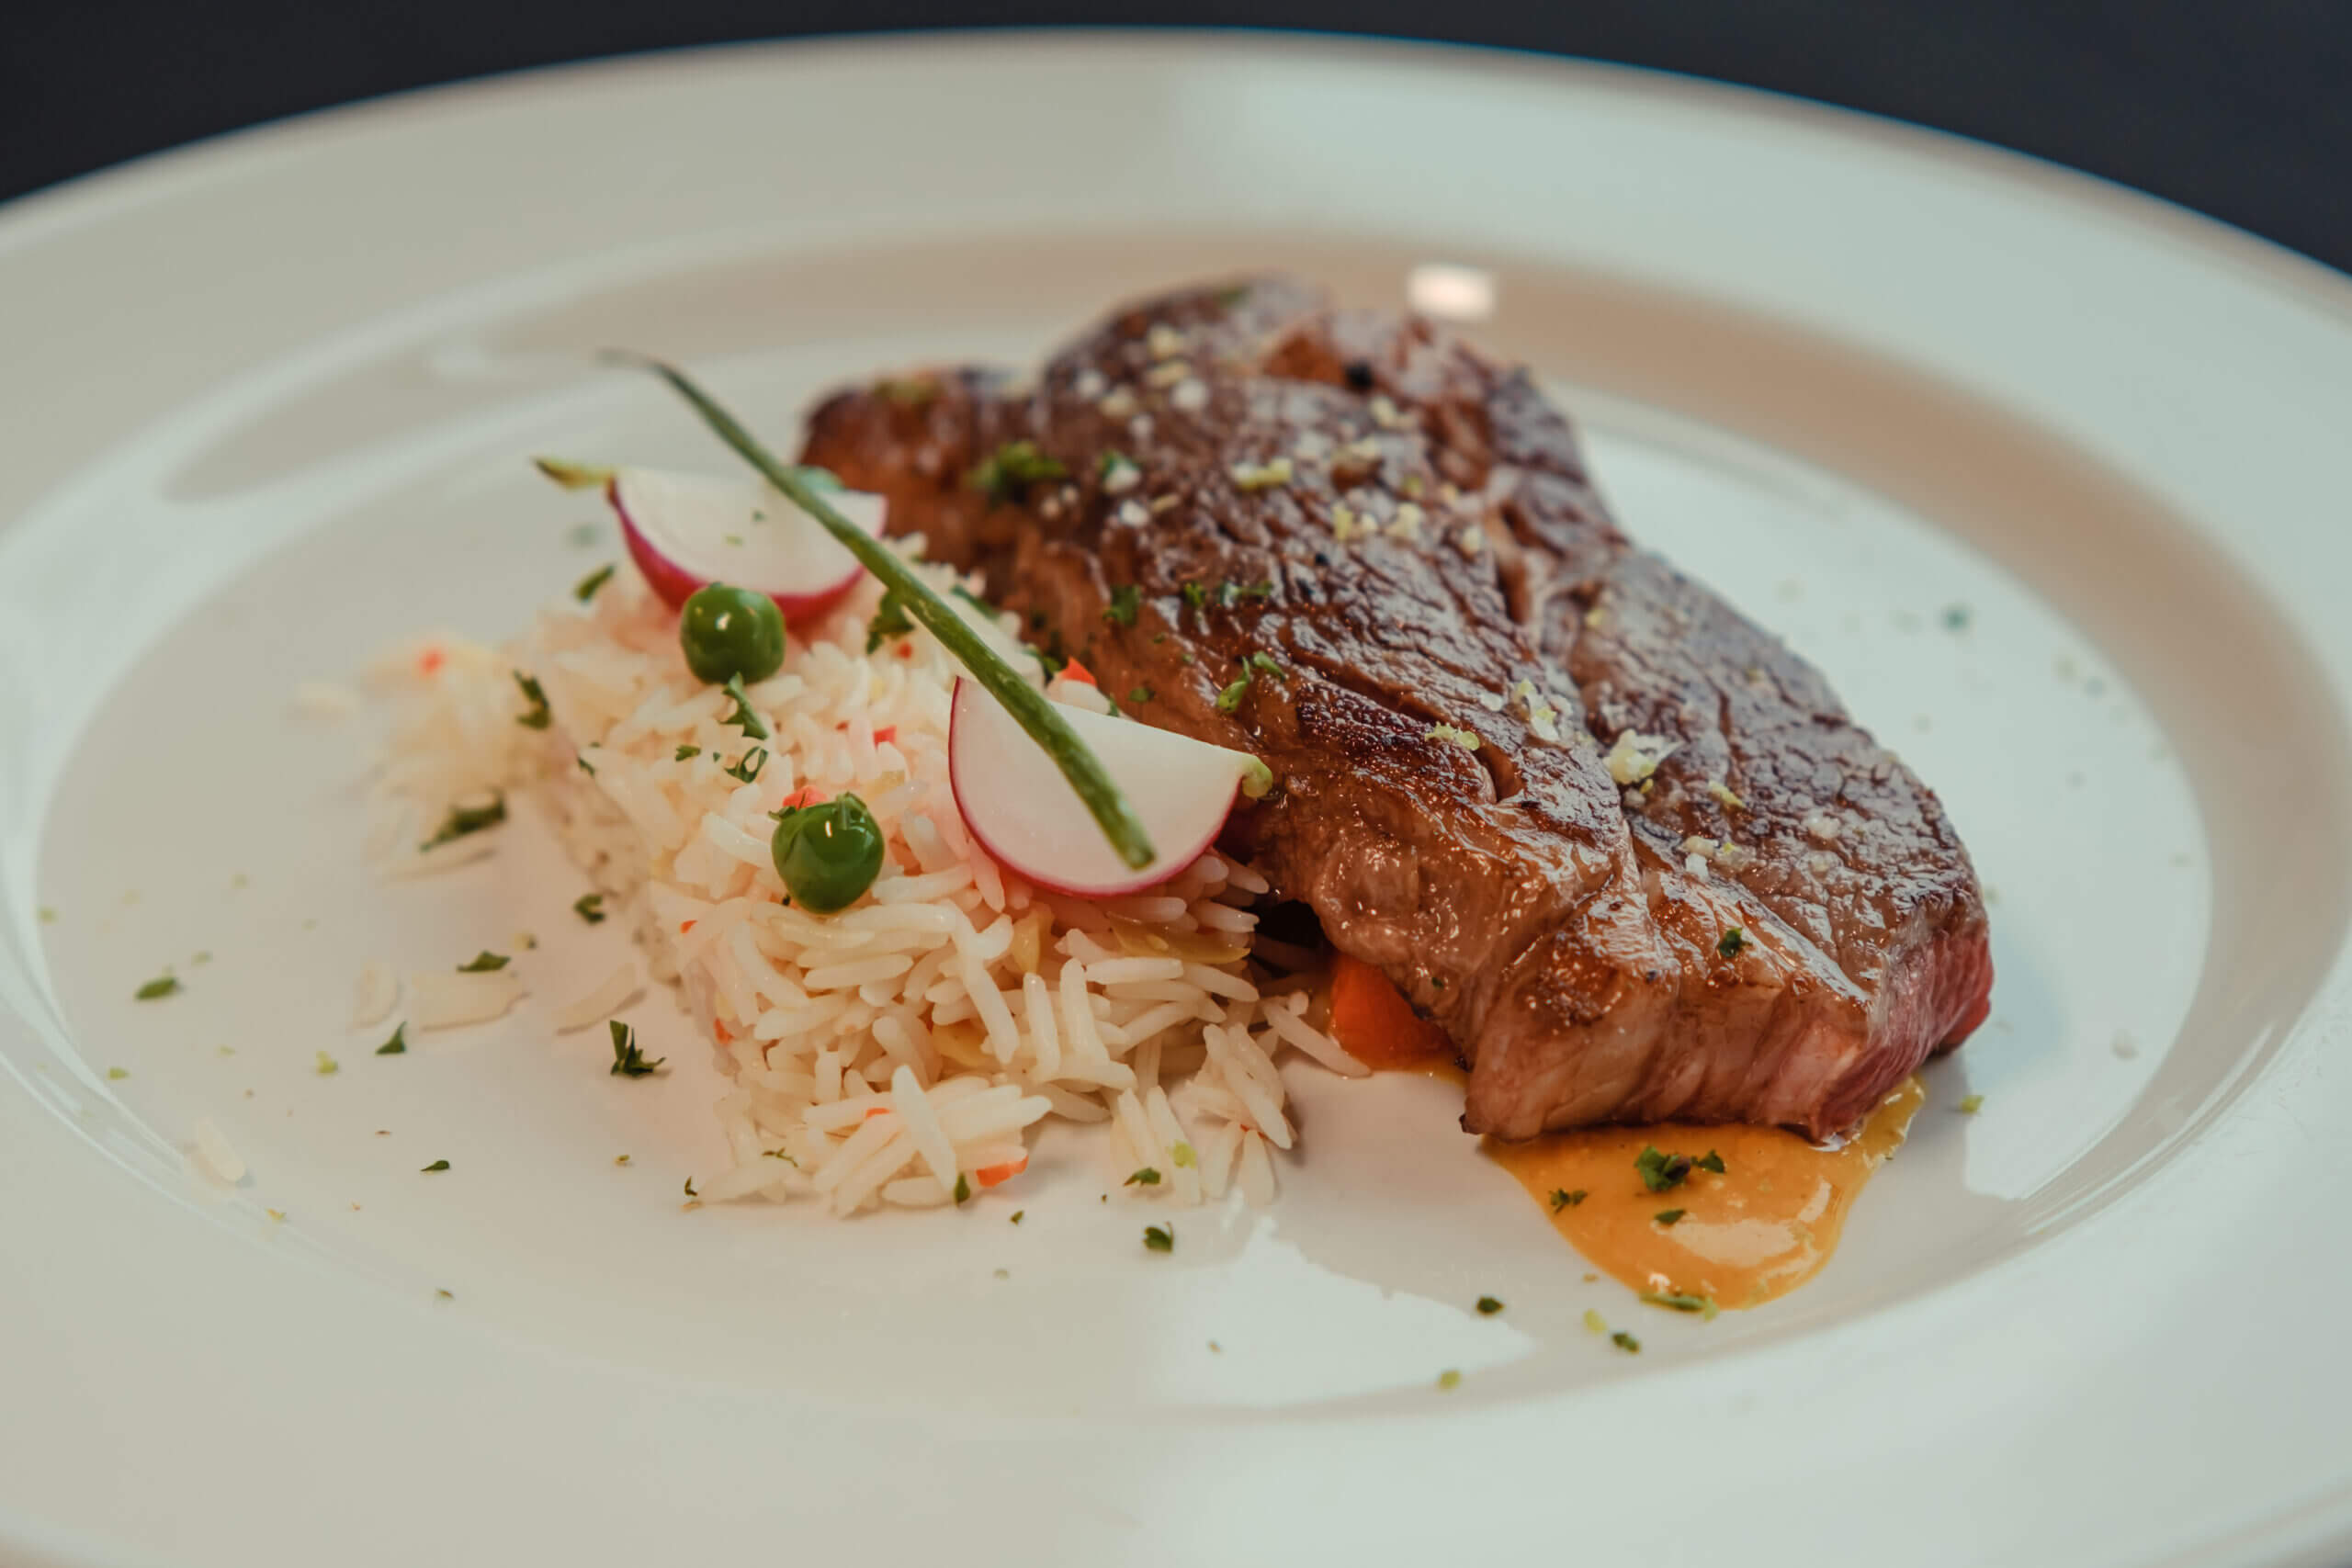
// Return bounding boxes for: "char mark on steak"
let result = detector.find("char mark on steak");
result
[800,276,1992,1141]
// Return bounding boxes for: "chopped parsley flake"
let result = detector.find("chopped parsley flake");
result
[456,951,510,973]
[865,589,914,652]
[1181,581,1208,612]
[876,375,939,406]
[421,795,506,852]
[1958,1093,1984,1114]
[608,1020,664,1078]
[614,1155,631,1167]
[513,671,552,729]
[723,747,769,784]
[1127,684,1154,705]
[1142,1223,1175,1253]
[684,1177,698,1197]
[37,906,57,924]
[1243,650,1287,682]
[314,1051,340,1077]
[422,1159,449,1172]
[106,1066,129,1080]
[1102,583,1141,626]
[1476,1296,1503,1315]
[1641,1290,1720,1319]
[1695,1150,1726,1175]
[1215,677,1250,714]
[1125,1168,1162,1186]
[573,893,606,925]
[720,674,769,739]
[1634,1145,1692,1192]
[435,1288,455,1301]
[376,1023,408,1055]
[1436,1369,1463,1391]
[1654,1208,1687,1226]
[1170,1142,1196,1168]
[1549,1188,1586,1213]
[573,563,616,603]
[134,974,180,1001]
[1010,1209,1024,1224]
[967,440,1068,505]
[1611,1330,1642,1353]
[577,754,595,776]
[1943,604,1973,631]
[1717,927,1747,958]
[954,1172,972,1204]
[1583,1308,1608,1334]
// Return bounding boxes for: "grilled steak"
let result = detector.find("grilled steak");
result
[800,277,1992,1141]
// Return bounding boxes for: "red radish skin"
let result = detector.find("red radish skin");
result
[948,678,1255,898]
[605,467,884,619]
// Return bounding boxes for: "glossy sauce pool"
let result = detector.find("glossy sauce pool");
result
[1485,1078,1926,1310]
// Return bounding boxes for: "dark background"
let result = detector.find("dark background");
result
[5,1,2351,273]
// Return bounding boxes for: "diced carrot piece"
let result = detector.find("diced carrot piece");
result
[1061,659,1096,687]
[1328,953,1453,1069]
[417,647,446,677]
[680,919,695,934]
[873,726,897,746]
[864,1106,891,1120]
[975,1155,1028,1188]
[713,1020,732,1045]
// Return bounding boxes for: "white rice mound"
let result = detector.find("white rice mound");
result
[370,547,1363,1216]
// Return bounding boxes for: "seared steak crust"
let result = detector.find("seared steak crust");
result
[800,277,1991,1140]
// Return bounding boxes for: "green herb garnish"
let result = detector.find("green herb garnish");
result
[421,794,506,852]
[1243,650,1287,681]
[1181,581,1208,613]
[720,673,769,739]
[1611,1330,1642,1353]
[1143,1223,1175,1253]
[1695,1150,1726,1175]
[314,1051,340,1077]
[1476,1296,1503,1315]
[577,754,596,776]
[724,748,768,784]
[616,355,1158,871]
[573,563,616,603]
[954,1172,972,1204]
[1103,583,1141,626]
[533,457,614,491]
[1641,1290,1720,1319]
[1958,1093,1984,1114]
[1127,684,1154,705]
[376,1023,408,1055]
[608,1020,664,1078]
[1010,1210,1024,1224]
[134,975,179,1001]
[967,440,1068,505]
[1549,1188,1586,1213]
[1634,1145,1692,1192]
[1215,677,1250,714]
[673,744,701,761]
[422,1159,449,1172]
[684,1177,698,1197]
[513,671,552,729]
[1436,1369,1463,1391]
[106,1066,129,1080]
[865,589,914,653]
[573,893,606,925]
[1654,1208,1687,1226]
[1717,927,1746,958]
[456,951,509,973]
[1170,1142,1195,1168]
[1125,1168,1161,1186]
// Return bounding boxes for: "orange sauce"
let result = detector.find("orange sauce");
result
[1485,1078,1925,1310]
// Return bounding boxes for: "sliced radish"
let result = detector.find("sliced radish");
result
[950,677,1270,897]
[603,466,887,618]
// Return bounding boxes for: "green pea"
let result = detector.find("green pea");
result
[679,582,785,685]
[771,794,885,914]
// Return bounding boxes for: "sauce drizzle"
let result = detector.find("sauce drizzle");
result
[1486,1077,1925,1310]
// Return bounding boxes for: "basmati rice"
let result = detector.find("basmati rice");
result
[373,547,1352,1215]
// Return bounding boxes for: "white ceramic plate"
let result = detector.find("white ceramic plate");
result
[5,32,2349,1568]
